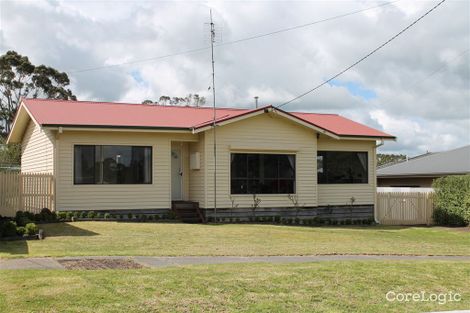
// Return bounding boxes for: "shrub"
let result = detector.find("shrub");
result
[16,226,26,236]
[15,211,33,226]
[141,215,147,222]
[147,215,153,221]
[39,208,57,222]
[25,223,39,236]
[294,218,300,225]
[433,175,470,226]
[96,212,103,219]
[104,213,111,219]
[1,221,17,237]
[127,213,133,219]
[274,216,281,224]
[79,211,87,219]
[57,212,67,220]
[154,215,160,221]
[65,212,73,220]
[235,218,240,223]
[345,219,352,225]
[87,211,96,219]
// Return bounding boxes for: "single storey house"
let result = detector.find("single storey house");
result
[377,145,470,187]
[7,98,395,222]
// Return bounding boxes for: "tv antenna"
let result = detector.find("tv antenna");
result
[208,9,218,221]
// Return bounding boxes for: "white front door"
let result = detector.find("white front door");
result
[171,147,183,200]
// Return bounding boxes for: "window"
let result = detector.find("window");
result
[230,153,295,194]
[317,151,368,184]
[74,145,152,184]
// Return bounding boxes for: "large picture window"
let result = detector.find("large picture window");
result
[74,145,152,184]
[317,151,368,184]
[231,153,295,194]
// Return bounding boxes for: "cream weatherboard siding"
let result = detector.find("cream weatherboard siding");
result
[317,137,376,206]
[202,113,318,209]
[188,133,206,207]
[55,130,197,211]
[21,120,55,173]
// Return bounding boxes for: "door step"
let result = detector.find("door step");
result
[172,201,204,223]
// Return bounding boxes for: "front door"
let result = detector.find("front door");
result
[171,147,183,200]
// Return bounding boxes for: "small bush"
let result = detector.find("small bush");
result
[65,212,73,220]
[95,212,103,219]
[1,221,17,237]
[104,213,111,219]
[154,215,160,221]
[141,215,147,222]
[15,211,28,226]
[235,218,240,223]
[73,211,80,219]
[147,215,153,221]
[16,226,26,236]
[274,216,281,224]
[294,218,300,225]
[39,208,57,222]
[25,223,39,236]
[87,211,96,219]
[127,213,133,219]
[79,211,87,219]
[57,212,67,220]
[345,219,352,225]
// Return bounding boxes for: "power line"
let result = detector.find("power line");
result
[70,1,399,74]
[277,0,447,108]
[377,48,469,107]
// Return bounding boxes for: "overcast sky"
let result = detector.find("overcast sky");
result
[0,0,468,156]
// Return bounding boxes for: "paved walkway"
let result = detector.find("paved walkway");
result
[1,255,470,270]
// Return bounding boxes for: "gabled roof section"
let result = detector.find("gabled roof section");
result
[377,145,470,177]
[7,98,395,143]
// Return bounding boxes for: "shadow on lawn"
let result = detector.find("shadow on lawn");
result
[0,239,29,255]
[41,222,99,237]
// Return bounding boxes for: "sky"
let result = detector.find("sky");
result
[0,0,468,156]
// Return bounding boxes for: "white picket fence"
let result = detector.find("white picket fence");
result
[376,191,434,225]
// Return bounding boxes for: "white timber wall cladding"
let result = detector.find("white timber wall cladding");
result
[376,191,434,225]
[189,134,206,207]
[21,120,55,173]
[203,113,318,209]
[317,137,376,206]
[0,172,54,217]
[56,131,197,211]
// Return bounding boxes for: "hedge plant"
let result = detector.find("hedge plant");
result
[432,175,470,226]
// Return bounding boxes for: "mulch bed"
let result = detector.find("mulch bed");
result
[58,258,145,270]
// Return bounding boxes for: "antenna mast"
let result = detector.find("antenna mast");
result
[210,9,217,221]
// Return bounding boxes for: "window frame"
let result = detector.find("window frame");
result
[317,150,369,185]
[230,152,296,195]
[73,144,153,185]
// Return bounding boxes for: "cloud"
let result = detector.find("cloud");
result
[0,0,468,156]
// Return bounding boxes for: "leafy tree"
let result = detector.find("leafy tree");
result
[0,50,76,133]
[0,136,21,166]
[143,94,206,107]
[377,153,406,167]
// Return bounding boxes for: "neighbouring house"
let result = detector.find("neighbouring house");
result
[6,98,395,222]
[377,145,470,188]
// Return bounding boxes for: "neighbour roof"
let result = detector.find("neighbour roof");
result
[377,145,470,177]
[9,98,395,142]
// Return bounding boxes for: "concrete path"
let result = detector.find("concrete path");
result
[1,255,470,270]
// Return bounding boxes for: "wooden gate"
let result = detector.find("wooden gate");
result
[376,191,434,225]
[0,172,54,217]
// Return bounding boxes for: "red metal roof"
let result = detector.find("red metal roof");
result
[21,98,394,138]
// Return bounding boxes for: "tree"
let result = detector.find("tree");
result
[0,136,21,166]
[377,153,407,167]
[142,94,206,107]
[0,50,76,133]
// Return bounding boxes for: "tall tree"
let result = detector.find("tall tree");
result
[0,50,76,133]
[142,94,206,107]
[377,153,407,167]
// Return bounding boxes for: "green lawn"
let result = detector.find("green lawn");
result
[0,222,469,258]
[0,261,469,312]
